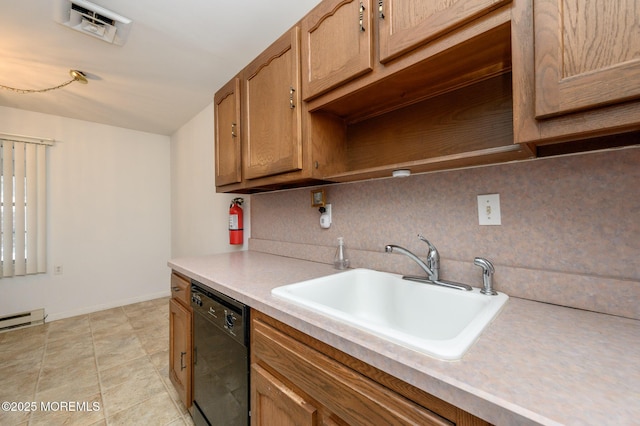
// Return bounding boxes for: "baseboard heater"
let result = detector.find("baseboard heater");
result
[0,309,45,332]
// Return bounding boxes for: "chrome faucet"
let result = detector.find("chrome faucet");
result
[384,244,436,281]
[474,257,497,295]
[418,234,439,281]
[385,235,472,291]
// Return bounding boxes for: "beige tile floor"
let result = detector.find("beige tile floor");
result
[0,297,195,426]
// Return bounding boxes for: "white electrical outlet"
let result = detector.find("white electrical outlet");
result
[477,194,501,225]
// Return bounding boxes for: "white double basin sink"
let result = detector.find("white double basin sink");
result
[272,268,508,360]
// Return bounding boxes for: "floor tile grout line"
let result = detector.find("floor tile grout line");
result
[28,324,51,425]
[149,347,186,424]
[89,306,136,425]
[105,367,184,426]
[99,305,143,422]
[97,303,182,424]
[133,302,186,425]
[89,308,112,425]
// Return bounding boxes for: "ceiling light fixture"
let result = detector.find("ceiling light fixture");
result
[0,69,88,94]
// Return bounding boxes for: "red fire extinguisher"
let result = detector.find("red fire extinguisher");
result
[229,197,244,245]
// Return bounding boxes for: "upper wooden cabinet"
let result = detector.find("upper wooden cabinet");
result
[378,0,510,63]
[512,0,640,144]
[303,0,512,107]
[215,0,640,192]
[215,0,524,192]
[301,0,374,100]
[215,25,344,192]
[243,27,303,180]
[214,77,242,187]
[533,0,640,118]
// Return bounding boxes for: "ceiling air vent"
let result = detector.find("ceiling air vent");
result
[53,0,132,46]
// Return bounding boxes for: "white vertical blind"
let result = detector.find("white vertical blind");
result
[36,145,47,274]
[2,142,14,277]
[14,143,26,275]
[0,137,48,278]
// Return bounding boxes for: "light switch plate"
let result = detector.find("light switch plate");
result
[477,194,501,225]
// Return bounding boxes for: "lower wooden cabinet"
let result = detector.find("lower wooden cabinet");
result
[251,310,490,426]
[169,272,192,409]
[252,363,319,425]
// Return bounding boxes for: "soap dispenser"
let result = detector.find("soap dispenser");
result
[333,237,350,270]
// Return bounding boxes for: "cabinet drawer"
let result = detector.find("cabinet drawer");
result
[170,272,191,307]
[252,318,452,426]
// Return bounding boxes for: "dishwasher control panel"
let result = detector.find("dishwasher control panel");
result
[191,282,248,346]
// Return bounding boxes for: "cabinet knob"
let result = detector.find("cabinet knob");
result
[359,2,366,32]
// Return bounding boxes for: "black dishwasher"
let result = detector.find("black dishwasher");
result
[191,280,249,426]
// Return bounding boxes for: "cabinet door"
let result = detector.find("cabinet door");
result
[244,27,303,180]
[378,0,509,63]
[215,77,242,186]
[253,318,453,426]
[169,298,192,408]
[301,0,374,99]
[534,0,640,118]
[251,363,319,426]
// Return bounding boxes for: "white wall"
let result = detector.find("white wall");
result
[0,106,171,321]
[170,102,249,258]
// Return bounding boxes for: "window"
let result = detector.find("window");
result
[0,135,50,278]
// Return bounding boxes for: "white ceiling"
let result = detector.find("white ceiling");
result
[0,0,321,135]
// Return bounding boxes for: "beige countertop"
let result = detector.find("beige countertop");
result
[168,251,640,426]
